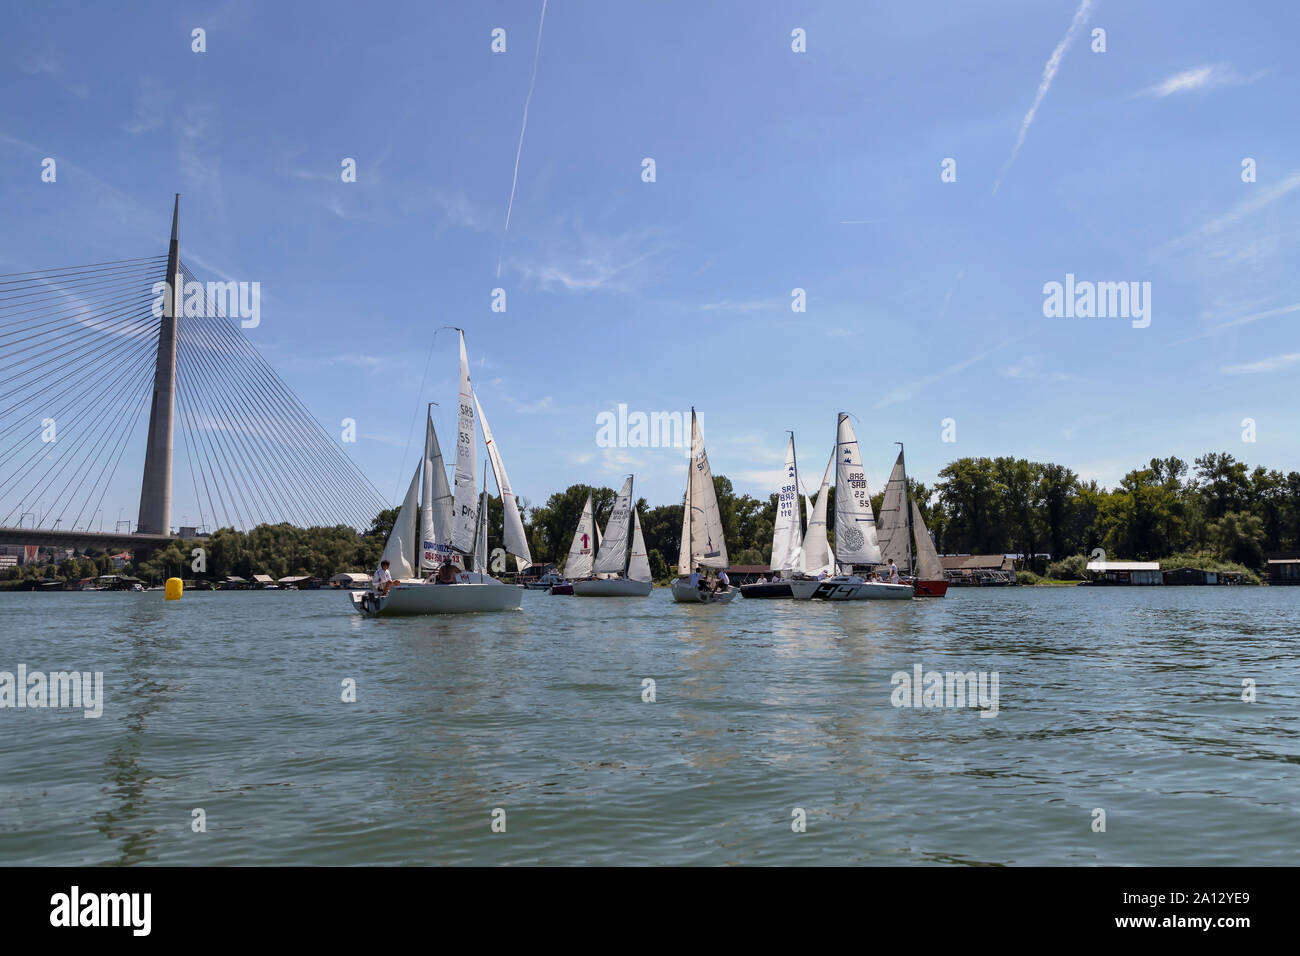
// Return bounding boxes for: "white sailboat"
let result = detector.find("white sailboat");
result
[876,445,949,597]
[549,491,596,594]
[740,432,803,599]
[790,413,913,601]
[351,330,524,615]
[572,476,653,597]
[670,408,737,604]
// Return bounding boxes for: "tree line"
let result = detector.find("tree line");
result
[8,449,1294,584]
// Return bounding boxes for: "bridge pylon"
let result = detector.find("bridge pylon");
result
[135,195,180,537]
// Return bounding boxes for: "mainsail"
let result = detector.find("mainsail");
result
[682,408,728,570]
[769,433,803,576]
[593,476,634,575]
[381,465,421,580]
[912,499,945,580]
[474,390,532,569]
[564,492,596,579]
[628,508,652,583]
[419,412,458,573]
[451,330,478,553]
[876,450,911,572]
[797,449,834,576]
[833,414,882,567]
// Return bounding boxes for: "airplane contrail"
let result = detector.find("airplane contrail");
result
[497,0,549,278]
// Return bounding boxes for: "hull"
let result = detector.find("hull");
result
[789,576,915,601]
[350,574,522,616]
[669,580,739,604]
[739,582,793,599]
[913,579,949,597]
[572,578,653,597]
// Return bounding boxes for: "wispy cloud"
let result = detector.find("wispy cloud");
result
[873,338,1015,409]
[507,227,663,293]
[1174,301,1300,346]
[994,0,1094,194]
[1136,63,1265,98]
[1165,168,1300,250]
[1221,352,1300,375]
[1000,354,1076,382]
[699,298,783,313]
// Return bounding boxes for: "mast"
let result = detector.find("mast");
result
[625,475,634,575]
[898,441,914,575]
[689,408,695,575]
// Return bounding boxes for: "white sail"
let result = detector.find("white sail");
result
[381,465,421,579]
[797,450,834,576]
[769,434,802,576]
[833,413,882,567]
[628,507,652,583]
[420,413,458,573]
[676,454,692,574]
[912,499,945,580]
[474,390,532,569]
[684,409,728,570]
[564,492,597,579]
[451,330,478,553]
[593,476,634,575]
[876,451,911,572]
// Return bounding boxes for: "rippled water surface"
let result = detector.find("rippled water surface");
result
[1,586,1297,865]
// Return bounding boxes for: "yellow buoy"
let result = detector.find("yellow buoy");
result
[165,577,183,601]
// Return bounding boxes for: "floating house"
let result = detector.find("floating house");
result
[1162,567,1218,586]
[1265,553,1300,585]
[940,554,1017,586]
[1086,560,1163,585]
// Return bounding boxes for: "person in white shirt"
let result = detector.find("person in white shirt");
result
[373,560,395,595]
[717,569,730,590]
[887,560,900,585]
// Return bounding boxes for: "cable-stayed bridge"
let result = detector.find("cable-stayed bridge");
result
[0,196,385,555]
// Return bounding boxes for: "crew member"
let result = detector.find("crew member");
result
[373,559,395,595]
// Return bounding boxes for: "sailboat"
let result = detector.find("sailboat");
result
[669,409,737,603]
[571,476,653,596]
[741,432,803,598]
[876,445,949,596]
[350,330,527,615]
[790,413,914,601]
[550,491,596,595]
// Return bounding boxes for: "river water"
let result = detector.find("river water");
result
[0,586,1295,865]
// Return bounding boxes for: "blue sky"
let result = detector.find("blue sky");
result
[2,0,1298,528]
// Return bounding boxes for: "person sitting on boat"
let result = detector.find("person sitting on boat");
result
[868,569,882,583]
[757,574,768,584]
[434,561,459,584]
[717,569,730,591]
[887,560,900,585]
[373,560,395,595]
